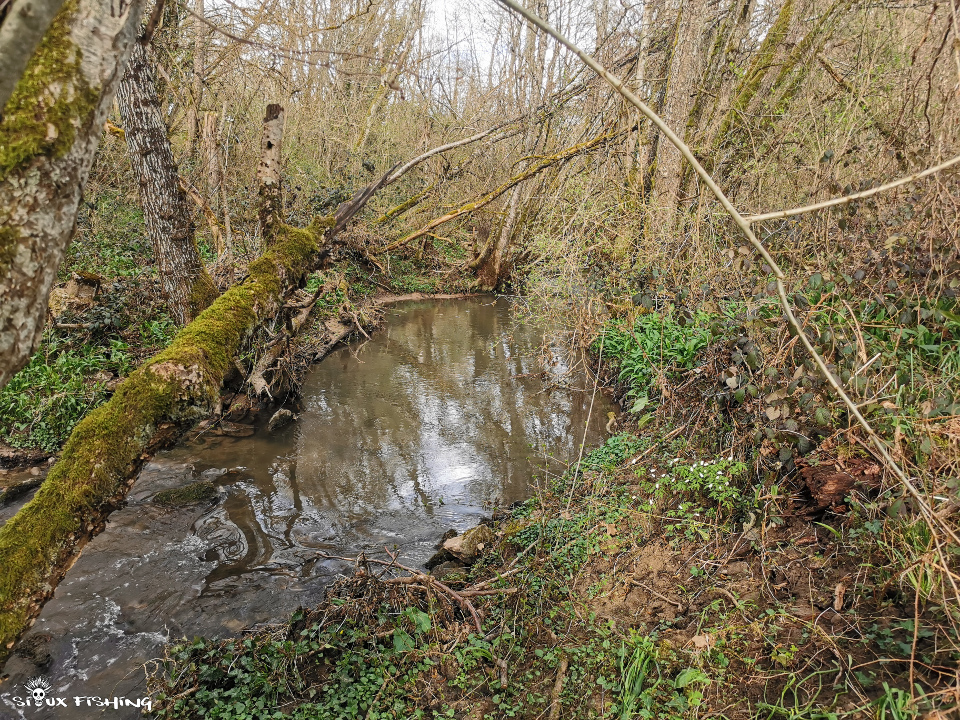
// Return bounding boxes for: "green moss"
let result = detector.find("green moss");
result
[0,223,325,659]
[0,0,99,176]
[187,274,220,320]
[154,481,216,507]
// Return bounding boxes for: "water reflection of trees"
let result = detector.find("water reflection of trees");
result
[294,298,609,518]
[187,299,611,586]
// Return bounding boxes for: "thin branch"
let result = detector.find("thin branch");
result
[746,154,960,224]
[383,127,623,252]
[385,124,517,186]
[494,0,960,547]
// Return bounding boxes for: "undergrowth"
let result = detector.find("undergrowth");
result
[0,333,132,452]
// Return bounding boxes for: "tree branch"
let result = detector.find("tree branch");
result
[383,127,623,252]
[0,0,66,110]
[494,0,959,547]
[745,154,960,224]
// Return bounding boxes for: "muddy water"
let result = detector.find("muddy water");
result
[0,297,616,719]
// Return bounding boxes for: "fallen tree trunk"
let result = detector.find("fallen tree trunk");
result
[0,124,508,662]
[0,218,326,661]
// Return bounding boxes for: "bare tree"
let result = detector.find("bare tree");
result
[0,0,145,388]
[648,0,709,227]
[117,40,218,324]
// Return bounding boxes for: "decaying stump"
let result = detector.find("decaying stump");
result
[798,456,882,510]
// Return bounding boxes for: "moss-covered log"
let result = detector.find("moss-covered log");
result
[0,220,324,662]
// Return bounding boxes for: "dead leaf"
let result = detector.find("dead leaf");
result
[691,634,712,650]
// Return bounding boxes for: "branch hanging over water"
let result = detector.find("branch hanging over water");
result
[383,127,624,252]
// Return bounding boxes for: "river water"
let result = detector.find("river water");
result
[0,296,615,719]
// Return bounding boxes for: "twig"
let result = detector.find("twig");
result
[712,586,741,608]
[629,579,685,611]
[466,566,523,592]
[548,655,569,720]
[495,0,959,548]
[625,422,689,466]
[317,552,482,632]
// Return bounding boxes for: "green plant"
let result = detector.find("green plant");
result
[617,638,659,719]
[596,310,713,412]
[871,683,918,720]
[638,456,749,523]
[142,315,178,346]
[0,335,132,451]
[580,433,645,471]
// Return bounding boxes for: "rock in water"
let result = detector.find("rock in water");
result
[442,524,494,563]
[267,409,295,433]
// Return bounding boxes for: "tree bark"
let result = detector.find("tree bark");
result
[0,0,145,389]
[257,103,285,244]
[116,40,218,325]
[0,0,66,110]
[649,0,709,228]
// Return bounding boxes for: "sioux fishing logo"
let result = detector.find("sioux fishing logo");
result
[13,676,64,707]
[5,675,153,711]
[24,677,54,705]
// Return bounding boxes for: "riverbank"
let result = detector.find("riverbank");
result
[148,417,950,719]
[145,290,960,718]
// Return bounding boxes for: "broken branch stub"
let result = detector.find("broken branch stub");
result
[257,103,284,244]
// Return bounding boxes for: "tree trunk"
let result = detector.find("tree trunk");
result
[116,41,218,325]
[202,110,221,207]
[257,103,285,245]
[0,0,145,389]
[649,0,709,229]
[476,0,546,289]
[0,0,66,110]
[184,0,204,157]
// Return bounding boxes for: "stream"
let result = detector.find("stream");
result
[0,296,616,719]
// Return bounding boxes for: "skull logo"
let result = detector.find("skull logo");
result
[24,676,52,703]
